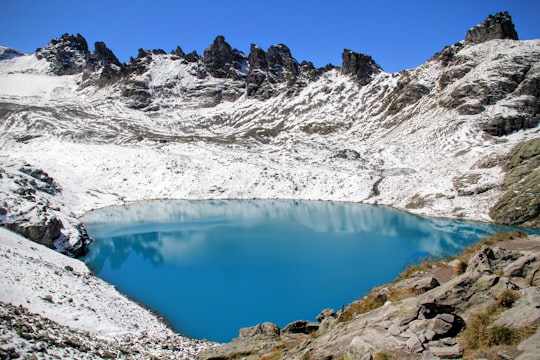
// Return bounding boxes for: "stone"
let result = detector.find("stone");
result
[417,302,454,320]
[406,334,424,353]
[428,318,453,336]
[465,12,519,44]
[316,308,337,322]
[466,246,495,276]
[424,329,436,342]
[421,351,441,360]
[238,322,280,340]
[434,314,455,324]
[504,254,537,277]
[388,323,401,336]
[411,276,440,292]
[409,319,430,333]
[282,320,319,335]
[428,345,464,359]
[341,49,382,85]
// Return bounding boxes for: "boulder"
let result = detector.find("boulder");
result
[238,322,280,340]
[466,246,495,276]
[316,308,337,322]
[282,320,319,334]
[428,345,464,359]
[504,254,538,277]
[406,334,424,353]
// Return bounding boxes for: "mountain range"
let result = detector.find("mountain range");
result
[0,11,539,256]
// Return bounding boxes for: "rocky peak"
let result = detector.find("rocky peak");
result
[246,43,302,99]
[171,45,185,58]
[0,46,24,61]
[203,35,247,80]
[266,44,300,83]
[341,49,382,85]
[35,33,90,75]
[90,41,122,69]
[465,11,519,44]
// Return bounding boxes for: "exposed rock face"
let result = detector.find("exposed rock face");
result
[35,33,90,75]
[341,49,382,85]
[199,235,540,359]
[203,35,247,80]
[490,138,540,228]
[0,46,24,61]
[0,160,90,256]
[246,43,302,99]
[465,11,519,44]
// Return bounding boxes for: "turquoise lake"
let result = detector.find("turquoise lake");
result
[81,200,524,342]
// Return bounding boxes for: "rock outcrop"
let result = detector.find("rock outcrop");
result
[465,11,519,44]
[35,33,90,75]
[341,49,382,85]
[203,35,247,80]
[490,138,540,228]
[0,46,24,61]
[199,234,540,359]
[0,160,90,256]
[246,43,302,99]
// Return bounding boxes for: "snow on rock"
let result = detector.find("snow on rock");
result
[0,12,539,357]
[0,158,90,256]
[0,227,215,358]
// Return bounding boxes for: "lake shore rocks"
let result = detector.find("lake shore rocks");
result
[198,234,540,359]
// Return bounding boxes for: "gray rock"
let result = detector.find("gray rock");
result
[388,323,401,336]
[465,12,519,44]
[341,49,382,85]
[434,313,455,324]
[421,351,441,360]
[428,318,453,336]
[282,320,319,334]
[466,246,494,276]
[428,345,464,359]
[504,254,537,277]
[238,322,280,340]
[316,308,337,322]
[406,334,424,353]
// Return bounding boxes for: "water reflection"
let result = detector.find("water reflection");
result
[81,200,520,342]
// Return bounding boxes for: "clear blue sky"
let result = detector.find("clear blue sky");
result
[1,0,539,73]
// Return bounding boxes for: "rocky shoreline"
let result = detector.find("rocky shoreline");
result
[199,233,540,359]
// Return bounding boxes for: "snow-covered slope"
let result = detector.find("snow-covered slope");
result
[0,227,213,358]
[0,11,539,358]
[1,37,538,224]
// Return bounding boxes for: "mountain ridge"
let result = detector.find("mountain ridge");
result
[0,11,538,254]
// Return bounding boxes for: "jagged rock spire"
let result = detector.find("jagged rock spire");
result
[465,11,519,44]
[341,49,382,85]
[203,35,247,79]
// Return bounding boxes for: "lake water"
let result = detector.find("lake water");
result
[81,200,520,342]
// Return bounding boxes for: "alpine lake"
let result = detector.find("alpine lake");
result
[81,200,534,342]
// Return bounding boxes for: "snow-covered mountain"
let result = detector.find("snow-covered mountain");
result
[0,11,539,254]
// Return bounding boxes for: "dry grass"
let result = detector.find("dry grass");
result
[337,286,423,323]
[460,289,536,358]
[337,232,529,324]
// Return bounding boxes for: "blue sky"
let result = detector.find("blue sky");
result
[1,0,539,73]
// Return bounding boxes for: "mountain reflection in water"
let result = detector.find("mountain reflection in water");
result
[81,200,518,342]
